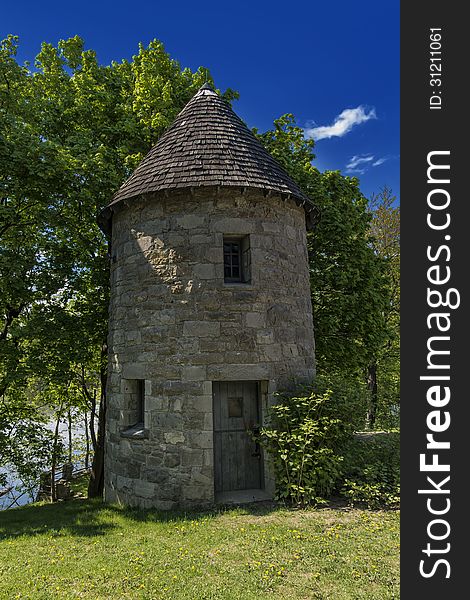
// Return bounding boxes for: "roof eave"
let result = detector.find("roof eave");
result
[97,184,319,236]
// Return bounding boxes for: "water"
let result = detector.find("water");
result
[0,420,90,510]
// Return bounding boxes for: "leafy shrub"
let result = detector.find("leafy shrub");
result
[341,431,400,508]
[257,375,366,506]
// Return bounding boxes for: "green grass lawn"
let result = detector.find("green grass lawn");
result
[0,494,399,600]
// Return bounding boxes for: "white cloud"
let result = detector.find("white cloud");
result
[372,157,388,167]
[346,154,375,171]
[345,153,390,175]
[305,106,376,141]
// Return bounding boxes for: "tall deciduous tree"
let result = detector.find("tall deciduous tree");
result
[367,187,400,428]
[257,115,389,381]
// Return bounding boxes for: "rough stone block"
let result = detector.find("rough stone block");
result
[193,263,215,279]
[213,217,254,234]
[125,330,141,343]
[199,466,213,480]
[191,470,212,486]
[141,466,169,484]
[203,449,214,467]
[182,485,211,501]
[146,396,170,412]
[104,486,117,504]
[135,481,156,499]
[190,395,213,412]
[202,381,212,396]
[183,412,205,430]
[164,431,185,444]
[156,309,175,324]
[164,451,181,468]
[203,413,213,430]
[152,413,182,430]
[257,331,274,344]
[159,484,182,501]
[262,345,283,361]
[146,453,164,468]
[198,339,221,352]
[117,476,134,493]
[136,236,154,253]
[178,214,205,229]
[182,365,207,381]
[188,431,213,449]
[262,221,280,233]
[123,460,142,479]
[182,449,204,467]
[245,312,266,328]
[207,363,270,381]
[154,500,177,510]
[192,234,214,245]
[183,321,220,337]
[122,364,146,380]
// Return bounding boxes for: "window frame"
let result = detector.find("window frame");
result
[223,238,243,282]
[223,235,251,284]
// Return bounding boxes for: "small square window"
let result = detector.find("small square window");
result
[223,236,251,283]
[122,378,145,426]
[121,379,148,439]
[228,397,243,417]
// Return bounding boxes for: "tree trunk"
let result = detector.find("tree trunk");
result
[87,402,105,498]
[51,410,62,502]
[67,409,73,463]
[87,343,107,498]
[79,364,97,451]
[89,390,97,452]
[367,360,378,429]
[84,410,90,470]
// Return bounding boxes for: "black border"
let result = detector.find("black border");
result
[401,3,468,596]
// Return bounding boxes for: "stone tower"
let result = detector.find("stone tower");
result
[98,84,316,509]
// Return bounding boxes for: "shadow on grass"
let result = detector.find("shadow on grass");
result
[0,494,371,541]
[0,495,286,541]
[0,498,117,541]
[113,498,281,524]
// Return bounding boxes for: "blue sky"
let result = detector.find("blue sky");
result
[2,0,399,201]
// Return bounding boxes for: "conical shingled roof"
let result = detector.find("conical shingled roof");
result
[100,84,317,229]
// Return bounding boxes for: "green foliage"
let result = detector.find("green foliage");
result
[309,173,389,375]
[257,375,368,505]
[341,432,400,508]
[1,34,232,494]
[255,114,320,197]
[257,378,400,509]
[257,118,398,430]
[368,188,400,427]
[256,116,389,378]
[0,388,59,491]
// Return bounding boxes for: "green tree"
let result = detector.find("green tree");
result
[367,187,400,428]
[1,34,236,497]
[257,115,389,381]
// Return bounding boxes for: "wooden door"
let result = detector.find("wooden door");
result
[213,381,263,493]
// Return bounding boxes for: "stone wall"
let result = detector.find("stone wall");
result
[104,187,315,509]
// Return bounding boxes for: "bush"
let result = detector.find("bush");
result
[341,431,400,508]
[257,375,366,506]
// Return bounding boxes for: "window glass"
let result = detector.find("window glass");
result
[223,236,251,283]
